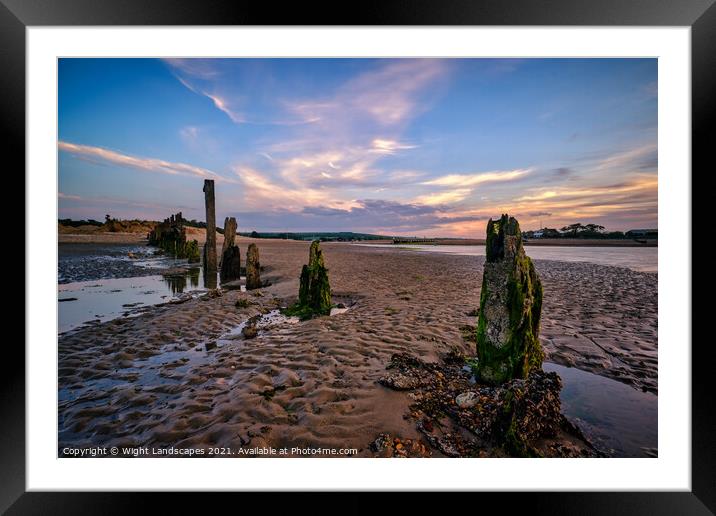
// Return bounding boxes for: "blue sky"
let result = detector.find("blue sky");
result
[58,58,657,236]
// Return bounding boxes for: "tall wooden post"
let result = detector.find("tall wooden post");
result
[203,180,217,286]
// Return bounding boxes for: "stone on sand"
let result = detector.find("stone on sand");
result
[455,391,479,408]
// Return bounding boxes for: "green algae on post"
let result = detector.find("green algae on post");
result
[285,240,332,319]
[184,239,200,263]
[148,212,191,259]
[475,214,544,385]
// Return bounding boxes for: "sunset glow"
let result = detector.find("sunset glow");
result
[58,58,657,236]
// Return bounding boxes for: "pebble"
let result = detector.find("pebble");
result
[455,391,479,409]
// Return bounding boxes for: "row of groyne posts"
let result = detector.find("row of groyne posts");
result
[152,191,580,454]
[149,179,333,319]
[150,181,546,389]
[148,179,262,292]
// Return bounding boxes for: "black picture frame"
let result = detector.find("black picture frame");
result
[4,0,713,513]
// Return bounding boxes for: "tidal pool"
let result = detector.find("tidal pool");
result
[544,362,657,457]
[58,267,219,334]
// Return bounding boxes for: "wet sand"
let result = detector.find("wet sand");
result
[58,239,657,456]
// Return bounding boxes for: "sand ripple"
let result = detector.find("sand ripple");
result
[58,241,657,456]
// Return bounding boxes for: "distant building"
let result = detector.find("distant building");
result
[392,237,437,245]
[523,228,560,239]
[626,229,658,239]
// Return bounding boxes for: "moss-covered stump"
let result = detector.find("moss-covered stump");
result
[246,243,261,290]
[185,239,200,263]
[475,214,543,385]
[148,212,189,258]
[285,240,332,319]
[220,246,241,284]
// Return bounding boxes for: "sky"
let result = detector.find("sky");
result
[58,58,657,237]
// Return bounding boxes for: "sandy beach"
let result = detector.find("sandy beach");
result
[58,235,657,457]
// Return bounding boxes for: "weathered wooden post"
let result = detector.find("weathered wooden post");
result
[203,180,217,280]
[475,214,544,384]
[286,240,332,318]
[221,216,237,260]
[246,243,261,290]
[220,217,240,283]
[149,211,199,261]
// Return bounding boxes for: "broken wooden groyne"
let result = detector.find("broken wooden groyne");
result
[147,212,200,263]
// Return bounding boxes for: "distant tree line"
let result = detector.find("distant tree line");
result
[183,219,207,229]
[60,216,213,229]
[522,223,657,240]
[58,218,104,228]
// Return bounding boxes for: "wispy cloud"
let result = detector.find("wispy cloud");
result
[413,188,473,206]
[370,138,418,154]
[163,58,221,79]
[59,141,232,182]
[410,169,532,207]
[232,166,356,211]
[477,174,658,230]
[341,59,449,126]
[166,59,323,126]
[59,58,657,236]
[203,92,245,123]
[283,59,449,132]
[168,59,451,215]
[168,67,247,123]
[517,175,657,204]
[591,143,657,173]
[58,192,83,201]
[233,61,450,203]
[421,168,531,188]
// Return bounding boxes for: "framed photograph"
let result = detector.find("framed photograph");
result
[6,0,713,512]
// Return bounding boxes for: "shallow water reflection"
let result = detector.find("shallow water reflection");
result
[163,267,201,294]
[544,362,657,457]
[58,266,219,334]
